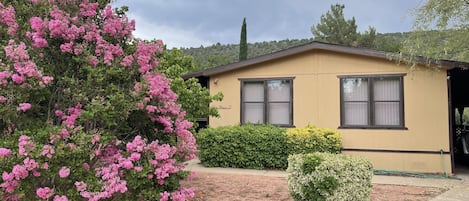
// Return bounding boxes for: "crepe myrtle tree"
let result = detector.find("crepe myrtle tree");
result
[0,0,197,200]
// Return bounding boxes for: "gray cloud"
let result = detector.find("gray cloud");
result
[113,0,423,48]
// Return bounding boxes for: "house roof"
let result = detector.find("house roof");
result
[183,41,469,79]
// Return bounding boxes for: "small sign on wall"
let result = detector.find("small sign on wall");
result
[214,105,232,110]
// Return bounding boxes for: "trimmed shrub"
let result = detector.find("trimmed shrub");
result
[287,153,373,201]
[197,124,343,169]
[197,124,289,169]
[286,125,342,154]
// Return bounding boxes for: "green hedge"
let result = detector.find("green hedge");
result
[287,153,373,201]
[196,124,342,169]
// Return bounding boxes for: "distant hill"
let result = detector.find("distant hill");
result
[181,32,413,71]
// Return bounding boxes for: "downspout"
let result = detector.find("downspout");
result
[447,71,455,174]
[440,149,448,177]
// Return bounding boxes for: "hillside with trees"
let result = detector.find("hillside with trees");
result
[181,32,410,71]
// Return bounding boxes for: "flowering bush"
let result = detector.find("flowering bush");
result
[0,0,196,200]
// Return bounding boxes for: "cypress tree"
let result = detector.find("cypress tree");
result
[239,17,247,61]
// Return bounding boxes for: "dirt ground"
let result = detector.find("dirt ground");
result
[182,172,446,201]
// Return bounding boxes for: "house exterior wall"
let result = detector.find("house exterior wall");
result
[208,50,451,173]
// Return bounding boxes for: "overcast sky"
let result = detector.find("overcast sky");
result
[112,0,425,48]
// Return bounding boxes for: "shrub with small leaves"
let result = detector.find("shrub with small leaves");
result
[197,124,288,169]
[287,153,373,201]
[286,125,342,154]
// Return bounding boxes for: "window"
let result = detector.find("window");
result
[240,78,293,126]
[339,74,405,128]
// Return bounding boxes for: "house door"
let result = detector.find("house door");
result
[448,68,469,173]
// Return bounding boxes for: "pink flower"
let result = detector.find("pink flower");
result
[0,71,11,80]
[59,42,73,53]
[53,195,68,201]
[0,179,19,193]
[12,165,28,180]
[17,103,31,112]
[73,46,83,55]
[133,83,142,93]
[135,42,161,73]
[134,166,143,172]
[62,114,77,127]
[18,135,34,156]
[2,172,13,181]
[91,134,100,144]
[31,33,48,48]
[89,56,98,66]
[121,55,133,67]
[42,76,53,84]
[23,157,38,170]
[126,136,146,152]
[74,181,87,192]
[0,96,6,103]
[0,148,11,158]
[80,2,98,17]
[129,152,141,161]
[29,17,44,32]
[5,41,30,61]
[120,159,133,169]
[48,19,67,37]
[58,167,70,178]
[11,74,25,84]
[136,102,144,109]
[32,169,41,177]
[160,191,170,201]
[0,5,18,35]
[41,145,55,158]
[55,110,64,118]
[36,187,54,199]
[171,187,195,201]
[57,128,70,139]
[42,162,49,170]
[82,162,90,171]
[146,105,157,113]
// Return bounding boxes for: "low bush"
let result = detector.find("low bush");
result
[286,125,342,154]
[196,124,343,169]
[197,124,288,169]
[287,153,373,201]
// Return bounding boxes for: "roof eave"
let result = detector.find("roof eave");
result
[182,42,469,78]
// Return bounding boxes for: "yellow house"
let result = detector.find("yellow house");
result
[185,42,469,174]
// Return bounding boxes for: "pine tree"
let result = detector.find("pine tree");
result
[239,17,248,61]
[311,4,376,48]
[311,4,358,45]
